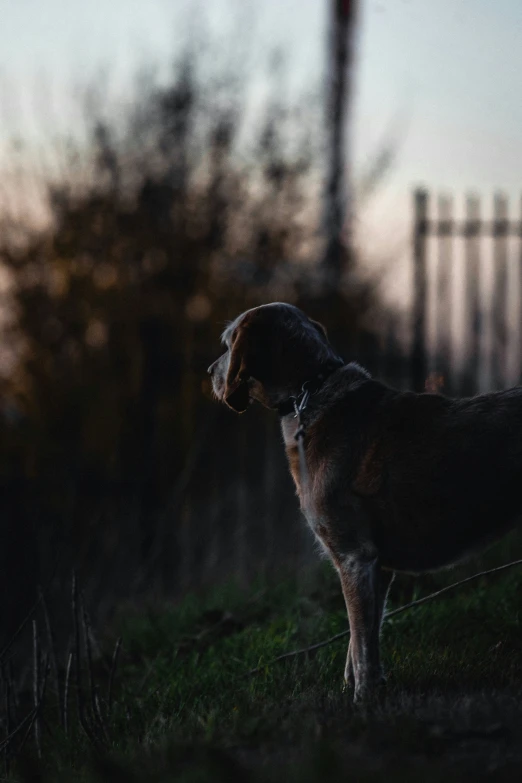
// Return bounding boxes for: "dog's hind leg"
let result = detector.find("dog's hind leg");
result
[340,557,393,702]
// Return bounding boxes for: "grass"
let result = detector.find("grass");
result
[8,538,522,782]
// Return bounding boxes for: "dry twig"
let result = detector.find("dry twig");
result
[72,573,102,750]
[63,650,72,737]
[39,585,61,727]
[247,558,522,676]
[0,595,44,666]
[0,708,37,755]
[17,657,49,759]
[0,556,60,665]
[32,620,41,758]
[2,662,12,776]
[0,658,49,758]
[107,637,122,713]
[80,592,108,741]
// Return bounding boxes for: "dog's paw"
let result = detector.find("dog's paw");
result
[341,678,353,695]
[353,683,374,705]
[352,670,387,705]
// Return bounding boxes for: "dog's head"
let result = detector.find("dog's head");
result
[208,303,341,413]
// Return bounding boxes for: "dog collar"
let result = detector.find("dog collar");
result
[277,364,342,418]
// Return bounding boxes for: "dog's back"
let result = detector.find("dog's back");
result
[307,371,522,573]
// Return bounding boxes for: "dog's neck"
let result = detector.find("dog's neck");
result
[277,359,343,418]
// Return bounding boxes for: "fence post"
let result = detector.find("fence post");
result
[491,192,509,390]
[462,194,481,393]
[321,0,358,290]
[435,194,453,390]
[412,188,428,391]
[519,196,522,384]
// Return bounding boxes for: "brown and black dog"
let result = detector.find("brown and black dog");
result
[208,302,522,702]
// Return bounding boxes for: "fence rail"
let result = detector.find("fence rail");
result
[416,220,522,236]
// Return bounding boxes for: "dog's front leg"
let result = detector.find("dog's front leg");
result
[338,553,381,703]
[344,567,394,690]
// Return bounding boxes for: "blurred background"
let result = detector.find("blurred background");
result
[2,0,522,647]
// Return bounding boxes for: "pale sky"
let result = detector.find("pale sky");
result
[1,0,522,310]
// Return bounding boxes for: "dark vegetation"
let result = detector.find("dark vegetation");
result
[0,33,406,645]
[0,42,401,642]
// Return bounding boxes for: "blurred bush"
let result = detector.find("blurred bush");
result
[0,43,394,632]
[0,48,374,491]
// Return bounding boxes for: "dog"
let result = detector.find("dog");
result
[208,302,522,702]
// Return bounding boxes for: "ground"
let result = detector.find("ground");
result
[9,533,522,781]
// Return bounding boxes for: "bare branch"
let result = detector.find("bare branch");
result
[32,620,41,759]
[247,558,522,676]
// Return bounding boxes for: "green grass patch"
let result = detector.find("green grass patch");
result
[9,545,522,781]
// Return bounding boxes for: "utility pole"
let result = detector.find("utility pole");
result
[322,0,358,293]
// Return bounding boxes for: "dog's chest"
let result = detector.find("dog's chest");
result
[281,415,300,448]
[281,417,311,491]
[283,438,360,562]
[281,417,336,519]
[281,413,381,552]
[281,413,358,491]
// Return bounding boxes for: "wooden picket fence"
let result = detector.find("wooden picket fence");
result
[412,188,522,395]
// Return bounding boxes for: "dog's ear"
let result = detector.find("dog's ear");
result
[310,319,328,339]
[224,326,251,413]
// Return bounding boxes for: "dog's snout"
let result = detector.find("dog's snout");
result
[207,361,216,375]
